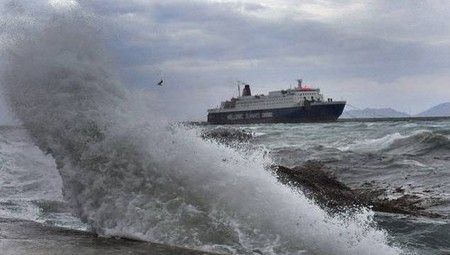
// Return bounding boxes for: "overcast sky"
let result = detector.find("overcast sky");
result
[1,0,450,122]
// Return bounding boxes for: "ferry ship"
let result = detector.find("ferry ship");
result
[207,79,346,124]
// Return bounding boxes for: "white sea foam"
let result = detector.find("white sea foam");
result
[0,3,407,255]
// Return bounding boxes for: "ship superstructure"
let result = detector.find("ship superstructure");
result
[207,79,346,124]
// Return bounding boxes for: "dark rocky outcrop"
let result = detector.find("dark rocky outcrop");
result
[271,161,444,218]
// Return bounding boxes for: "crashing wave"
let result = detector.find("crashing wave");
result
[0,3,405,255]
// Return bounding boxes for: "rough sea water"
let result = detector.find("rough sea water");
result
[246,121,450,254]
[0,2,448,255]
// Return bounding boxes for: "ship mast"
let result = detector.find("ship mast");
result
[238,81,241,97]
[297,79,303,90]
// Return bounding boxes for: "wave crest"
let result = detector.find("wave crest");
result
[386,131,450,156]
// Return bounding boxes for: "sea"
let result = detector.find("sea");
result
[0,120,449,255]
[0,4,449,255]
[242,121,450,254]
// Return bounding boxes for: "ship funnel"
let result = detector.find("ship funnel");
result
[242,84,251,96]
[297,79,303,89]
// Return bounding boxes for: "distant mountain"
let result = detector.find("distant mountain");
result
[416,102,450,117]
[341,108,410,118]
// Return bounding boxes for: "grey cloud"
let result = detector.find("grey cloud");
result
[93,0,450,82]
[243,3,266,12]
[1,0,444,121]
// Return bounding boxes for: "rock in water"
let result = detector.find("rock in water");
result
[272,161,443,218]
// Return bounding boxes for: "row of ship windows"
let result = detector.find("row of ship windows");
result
[238,101,293,107]
[238,96,322,107]
[239,97,292,105]
[241,94,318,103]
[239,96,314,105]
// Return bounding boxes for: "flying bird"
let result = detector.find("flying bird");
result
[157,79,163,86]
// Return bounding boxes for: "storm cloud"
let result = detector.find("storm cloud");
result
[2,0,450,121]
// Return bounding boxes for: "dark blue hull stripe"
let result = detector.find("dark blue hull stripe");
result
[207,103,346,124]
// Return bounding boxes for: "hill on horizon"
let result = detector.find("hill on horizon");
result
[341,108,410,118]
[416,102,450,117]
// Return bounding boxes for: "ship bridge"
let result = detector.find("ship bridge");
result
[208,79,337,113]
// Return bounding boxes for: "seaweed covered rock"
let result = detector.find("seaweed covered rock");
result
[272,161,443,218]
[273,161,370,212]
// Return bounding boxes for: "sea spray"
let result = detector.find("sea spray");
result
[0,3,406,254]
